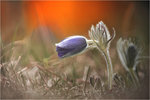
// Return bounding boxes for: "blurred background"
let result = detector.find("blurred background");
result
[1,1,149,99]
[1,1,149,44]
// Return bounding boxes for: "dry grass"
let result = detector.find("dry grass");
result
[0,29,149,99]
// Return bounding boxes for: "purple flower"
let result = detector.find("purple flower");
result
[56,36,88,58]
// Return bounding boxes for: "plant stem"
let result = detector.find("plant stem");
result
[129,68,140,88]
[103,50,113,90]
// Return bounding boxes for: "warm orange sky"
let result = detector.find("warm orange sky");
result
[2,1,149,43]
[23,1,126,39]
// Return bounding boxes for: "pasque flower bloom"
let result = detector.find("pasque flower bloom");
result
[89,21,115,90]
[117,38,142,72]
[117,38,142,87]
[88,21,115,52]
[56,36,88,58]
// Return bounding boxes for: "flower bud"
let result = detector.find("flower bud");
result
[56,36,88,58]
[117,38,141,71]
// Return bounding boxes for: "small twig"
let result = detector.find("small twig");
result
[17,67,28,74]
[83,66,90,96]
[13,56,21,69]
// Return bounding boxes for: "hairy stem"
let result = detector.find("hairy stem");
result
[103,50,113,90]
[129,68,140,88]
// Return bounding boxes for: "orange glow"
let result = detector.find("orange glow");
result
[24,1,112,39]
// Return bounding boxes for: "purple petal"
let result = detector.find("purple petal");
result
[56,36,87,58]
[56,36,87,49]
[56,46,74,57]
